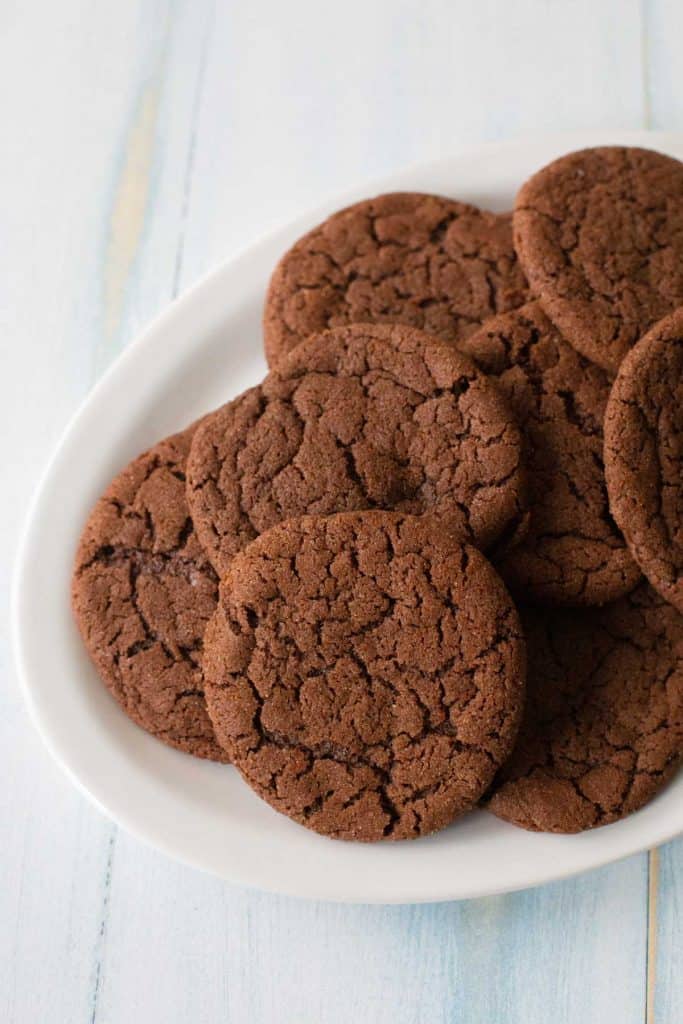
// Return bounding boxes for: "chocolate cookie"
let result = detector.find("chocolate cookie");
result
[264,192,529,367]
[487,584,683,832]
[203,511,526,840]
[514,146,683,372]
[72,425,227,761]
[605,309,683,613]
[460,301,640,605]
[186,322,529,576]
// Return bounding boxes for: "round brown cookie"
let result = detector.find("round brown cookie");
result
[203,511,526,841]
[514,146,683,373]
[72,424,228,761]
[264,191,529,367]
[186,322,529,576]
[605,309,683,613]
[460,301,640,605]
[487,584,683,833]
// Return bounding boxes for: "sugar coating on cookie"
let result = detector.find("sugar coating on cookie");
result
[264,191,529,367]
[514,146,683,372]
[461,301,640,605]
[186,322,529,576]
[488,584,683,833]
[605,309,683,613]
[72,425,228,761]
[203,512,526,841]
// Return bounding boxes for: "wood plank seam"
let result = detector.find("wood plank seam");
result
[172,0,217,300]
[646,847,659,1024]
[640,0,653,129]
[88,829,117,1024]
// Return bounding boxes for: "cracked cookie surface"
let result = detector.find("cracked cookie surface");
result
[202,511,526,841]
[605,309,683,613]
[264,191,530,367]
[186,323,529,576]
[514,146,683,372]
[72,424,228,761]
[461,301,640,605]
[487,583,683,833]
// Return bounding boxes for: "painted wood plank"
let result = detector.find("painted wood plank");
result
[654,841,683,1021]
[0,725,113,1024]
[0,1,162,1017]
[0,2,213,1023]
[455,857,647,1024]
[93,0,215,373]
[642,0,683,130]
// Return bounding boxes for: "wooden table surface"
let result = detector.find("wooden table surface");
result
[2,2,682,1021]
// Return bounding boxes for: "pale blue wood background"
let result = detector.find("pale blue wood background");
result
[1,2,681,1021]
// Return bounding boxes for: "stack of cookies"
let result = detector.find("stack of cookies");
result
[73,146,683,841]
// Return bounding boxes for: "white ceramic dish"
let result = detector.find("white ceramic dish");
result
[14,130,683,904]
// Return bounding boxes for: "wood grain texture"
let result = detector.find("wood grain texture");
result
[0,5,143,1021]
[2,1,682,1022]
[88,838,648,1024]
[642,0,683,131]
[654,840,683,1022]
